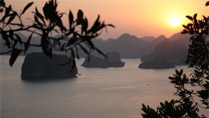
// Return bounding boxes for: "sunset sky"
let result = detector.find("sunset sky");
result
[6,0,209,39]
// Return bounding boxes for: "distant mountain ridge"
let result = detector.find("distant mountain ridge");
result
[92,33,166,58]
[139,33,191,68]
[1,32,190,59]
[92,32,190,59]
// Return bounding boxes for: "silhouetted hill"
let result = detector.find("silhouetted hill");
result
[140,33,190,67]
[21,52,77,80]
[139,55,175,69]
[1,32,191,60]
[140,36,155,41]
[91,33,166,58]
[81,52,125,68]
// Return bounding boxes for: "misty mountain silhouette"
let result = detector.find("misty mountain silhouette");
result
[91,33,166,58]
[81,52,125,68]
[1,32,190,61]
[139,33,190,68]
[139,55,175,69]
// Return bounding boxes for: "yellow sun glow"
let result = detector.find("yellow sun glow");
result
[170,18,180,27]
[166,10,184,28]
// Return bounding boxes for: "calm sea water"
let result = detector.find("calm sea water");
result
[0,56,208,118]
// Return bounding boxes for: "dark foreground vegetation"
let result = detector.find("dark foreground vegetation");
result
[0,0,114,67]
[141,1,209,118]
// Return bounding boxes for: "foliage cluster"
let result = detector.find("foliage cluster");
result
[141,2,209,118]
[0,0,114,67]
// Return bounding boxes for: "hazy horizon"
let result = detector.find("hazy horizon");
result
[5,0,208,39]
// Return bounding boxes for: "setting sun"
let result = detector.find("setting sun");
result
[165,9,184,28]
[170,18,181,27]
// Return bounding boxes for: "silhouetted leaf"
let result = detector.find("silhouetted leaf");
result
[43,2,50,20]
[87,40,95,49]
[77,9,83,25]
[22,2,33,15]
[35,7,45,25]
[71,57,76,71]
[6,12,16,25]
[189,29,194,34]
[0,0,5,7]
[57,16,66,32]
[43,0,57,23]
[82,18,88,33]
[186,15,193,21]
[203,16,208,23]
[9,49,22,67]
[24,32,33,54]
[60,43,65,51]
[181,29,189,34]
[10,23,24,27]
[69,50,76,71]
[107,24,115,28]
[182,25,188,29]
[9,30,14,39]
[95,48,106,57]
[71,49,75,59]
[1,31,10,48]
[0,5,11,22]
[9,30,17,48]
[41,33,52,57]
[89,15,100,33]
[12,40,17,48]
[179,69,183,75]
[78,9,83,18]
[15,34,22,44]
[175,69,180,76]
[168,76,174,80]
[69,10,74,30]
[34,16,43,27]
[54,0,58,10]
[193,13,197,20]
[187,23,193,28]
[206,1,209,6]
[66,37,76,46]
[0,14,8,22]
[6,5,11,14]
[79,44,89,54]
[31,23,42,30]
[0,8,3,13]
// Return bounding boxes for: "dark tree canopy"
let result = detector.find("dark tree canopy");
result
[141,1,209,118]
[0,0,114,66]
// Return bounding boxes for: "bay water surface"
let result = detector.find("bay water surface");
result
[1,56,207,118]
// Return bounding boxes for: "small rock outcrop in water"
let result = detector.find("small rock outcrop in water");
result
[139,56,175,69]
[21,53,77,80]
[81,52,125,68]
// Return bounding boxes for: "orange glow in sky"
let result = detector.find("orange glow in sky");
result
[165,10,184,27]
[5,0,209,39]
